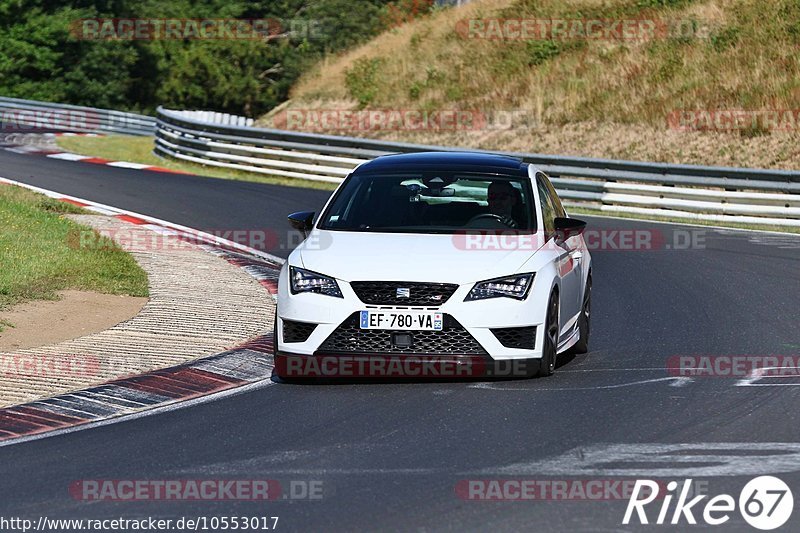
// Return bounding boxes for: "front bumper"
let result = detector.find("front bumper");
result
[273,351,542,380]
[276,268,550,362]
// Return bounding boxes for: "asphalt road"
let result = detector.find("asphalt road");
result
[1,147,800,532]
[0,146,332,256]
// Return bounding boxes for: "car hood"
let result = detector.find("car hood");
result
[295,230,545,284]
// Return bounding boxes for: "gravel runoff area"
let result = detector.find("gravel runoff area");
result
[0,214,275,407]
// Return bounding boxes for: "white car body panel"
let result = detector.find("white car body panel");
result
[275,155,592,365]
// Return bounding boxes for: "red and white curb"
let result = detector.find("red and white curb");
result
[0,177,284,445]
[45,151,188,174]
[1,134,189,175]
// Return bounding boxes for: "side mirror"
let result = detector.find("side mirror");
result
[288,211,315,236]
[554,217,586,243]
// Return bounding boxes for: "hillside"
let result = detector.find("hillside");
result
[258,0,800,169]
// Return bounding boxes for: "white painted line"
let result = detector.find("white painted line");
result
[107,161,151,169]
[46,153,90,161]
[84,205,120,216]
[143,224,179,236]
[736,367,800,387]
[468,376,693,391]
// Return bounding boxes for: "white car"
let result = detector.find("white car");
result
[274,152,591,379]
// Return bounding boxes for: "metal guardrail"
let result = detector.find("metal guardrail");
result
[0,96,155,136]
[155,106,799,227]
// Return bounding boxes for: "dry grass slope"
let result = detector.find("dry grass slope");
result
[259,0,800,169]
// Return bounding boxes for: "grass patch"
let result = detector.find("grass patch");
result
[0,185,149,328]
[55,136,339,192]
[567,205,800,234]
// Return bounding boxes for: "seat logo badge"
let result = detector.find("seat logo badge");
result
[396,288,410,298]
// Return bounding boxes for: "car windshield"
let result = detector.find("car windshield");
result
[318,172,537,233]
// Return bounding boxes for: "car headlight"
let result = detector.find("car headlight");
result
[289,266,343,298]
[465,273,534,301]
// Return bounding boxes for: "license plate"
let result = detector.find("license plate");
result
[359,310,443,331]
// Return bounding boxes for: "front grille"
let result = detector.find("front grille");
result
[282,319,317,343]
[318,313,486,355]
[491,326,536,349]
[350,281,459,306]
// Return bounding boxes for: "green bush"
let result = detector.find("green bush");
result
[527,41,561,66]
[345,57,384,107]
[710,26,740,51]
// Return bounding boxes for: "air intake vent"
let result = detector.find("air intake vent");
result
[491,326,536,349]
[282,320,317,343]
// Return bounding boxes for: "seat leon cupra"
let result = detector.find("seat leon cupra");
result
[274,152,591,380]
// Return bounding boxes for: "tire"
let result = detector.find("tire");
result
[537,291,559,377]
[272,317,279,357]
[571,276,591,354]
[272,319,289,381]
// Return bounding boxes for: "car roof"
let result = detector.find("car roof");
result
[355,151,529,176]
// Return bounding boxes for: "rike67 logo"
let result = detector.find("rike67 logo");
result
[624,476,793,530]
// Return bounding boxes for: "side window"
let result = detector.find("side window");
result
[328,178,371,226]
[540,172,566,218]
[535,174,556,234]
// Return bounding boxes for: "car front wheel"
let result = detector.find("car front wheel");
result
[537,291,559,377]
[571,276,591,354]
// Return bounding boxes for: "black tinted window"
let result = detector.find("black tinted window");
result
[539,172,567,218]
[536,174,556,233]
[320,172,537,233]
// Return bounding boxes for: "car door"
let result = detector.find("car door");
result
[536,173,581,343]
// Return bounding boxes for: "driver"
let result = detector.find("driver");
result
[486,181,520,228]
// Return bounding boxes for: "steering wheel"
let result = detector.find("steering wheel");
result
[466,213,517,228]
